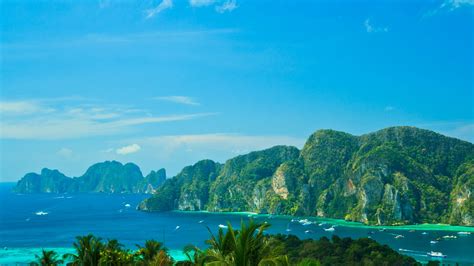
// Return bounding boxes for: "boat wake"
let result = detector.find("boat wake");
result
[398,248,428,257]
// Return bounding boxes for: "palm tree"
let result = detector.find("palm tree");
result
[204,225,235,264]
[205,220,288,266]
[104,239,122,251]
[63,234,103,266]
[175,244,206,266]
[148,250,174,266]
[136,239,170,263]
[31,249,64,266]
[99,239,135,265]
[230,220,272,266]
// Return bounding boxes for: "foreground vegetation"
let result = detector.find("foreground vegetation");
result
[30,220,434,266]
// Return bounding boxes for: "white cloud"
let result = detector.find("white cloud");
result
[134,133,305,155]
[1,113,215,140]
[101,148,114,153]
[116,144,141,155]
[448,123,474,142]
[154,96,200,106]
[145,0,173,19]
[415,121,474,143]
[441,0,474,10]
[216,0,237,13]
[0,99,216,140]
[364,19,388,33]
[189,0,216,7]
[423,0,474,17]
[0,101,54,115]
[188,0,237,13]
[57,148,74,158]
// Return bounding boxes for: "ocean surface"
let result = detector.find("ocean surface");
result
[1,182,473,265]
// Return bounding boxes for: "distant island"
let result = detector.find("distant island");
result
[14,161,166,194]
[14,126,474,226]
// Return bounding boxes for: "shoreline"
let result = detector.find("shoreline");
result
[172,210,474,232]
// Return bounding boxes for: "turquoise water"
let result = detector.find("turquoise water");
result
[0,183,473,265]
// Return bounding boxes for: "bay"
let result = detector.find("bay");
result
[0,183,473,265]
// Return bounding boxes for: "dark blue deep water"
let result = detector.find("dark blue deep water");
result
[0,182,473,265]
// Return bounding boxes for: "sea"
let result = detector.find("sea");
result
[0,182,473,265]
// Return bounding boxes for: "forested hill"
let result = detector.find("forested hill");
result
[138,126,474,226]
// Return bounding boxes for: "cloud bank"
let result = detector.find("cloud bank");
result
[0,98,215,140]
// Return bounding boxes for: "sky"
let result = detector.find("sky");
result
[1,0,473,181]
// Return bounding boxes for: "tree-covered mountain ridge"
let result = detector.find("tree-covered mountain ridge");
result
[139,126,474,226]
[14,161,166,194]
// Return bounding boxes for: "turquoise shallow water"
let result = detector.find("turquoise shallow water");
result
[1,182,473,265]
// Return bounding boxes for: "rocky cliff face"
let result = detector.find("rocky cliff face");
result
[207,146,299,212]
[449,161,474,225]
[139,127,474,226]
[14,161,167,194]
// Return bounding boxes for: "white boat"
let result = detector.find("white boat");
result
[324,226,335,232]
[175,226,180,231]
[394,234,404,239]
[302,221,312,226]
[285,228,292,232]
[198,220,204,224]
[218,224,228,229]
[291,218,298,223]
[457,231,471,235]
[124,204,131,208]
[304,230,312,234]
[421,232,428,235]
[299,219,309,224]
[318,223,326,226]
[430,240,438,244]
[427,251,447,258]
[442,235,457,239]
[35,211,48,216]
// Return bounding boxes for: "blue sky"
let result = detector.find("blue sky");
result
[1,0,473,181]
